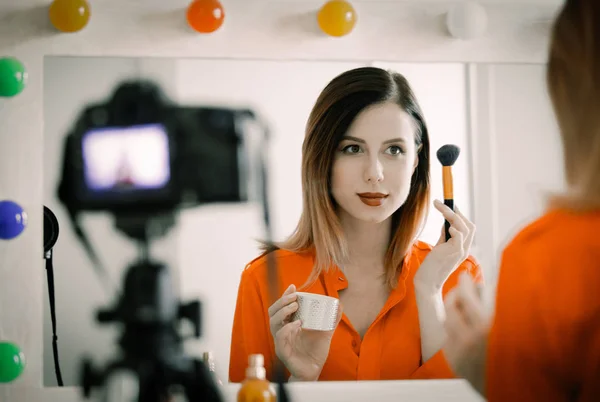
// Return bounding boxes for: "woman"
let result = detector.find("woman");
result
[229,66,482,382]
[443,0,600,400]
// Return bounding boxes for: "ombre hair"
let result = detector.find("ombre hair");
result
[263,67,431,289]
[546,0,600,210]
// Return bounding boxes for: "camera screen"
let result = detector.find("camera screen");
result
[82,124,171,192]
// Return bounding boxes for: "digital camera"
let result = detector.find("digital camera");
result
[57,79,264,215]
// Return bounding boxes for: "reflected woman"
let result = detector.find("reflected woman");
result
[229,66,482,382]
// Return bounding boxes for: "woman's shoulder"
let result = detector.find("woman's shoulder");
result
[241,248,315,282]
[504,208,600,257]
[495,210,600,340]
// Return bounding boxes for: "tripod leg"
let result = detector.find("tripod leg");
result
[137,375,171,402]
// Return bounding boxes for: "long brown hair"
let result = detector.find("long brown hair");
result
[546,0,600,210]
[263,67,430,289]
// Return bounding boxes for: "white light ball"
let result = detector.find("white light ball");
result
[446,2,488,40]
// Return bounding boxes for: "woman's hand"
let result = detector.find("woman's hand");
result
[268,284,343,381]
[443,272,490,397]
[414,199,476,293]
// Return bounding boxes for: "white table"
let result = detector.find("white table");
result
[1,380,485,402]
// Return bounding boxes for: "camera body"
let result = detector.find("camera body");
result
[57,79,262,215]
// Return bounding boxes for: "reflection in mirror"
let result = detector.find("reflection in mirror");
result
[43,56,562,387]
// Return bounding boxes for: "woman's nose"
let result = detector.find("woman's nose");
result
[364,157,384,183]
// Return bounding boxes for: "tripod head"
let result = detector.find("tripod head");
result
[80,212,224,402]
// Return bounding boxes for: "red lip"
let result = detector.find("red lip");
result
[357,193,388,207]
[357,192,388,198]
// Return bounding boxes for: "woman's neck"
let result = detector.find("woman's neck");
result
[338,211,392,277]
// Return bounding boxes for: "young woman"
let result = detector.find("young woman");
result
[443,0,600,400]
[229,66,482,382]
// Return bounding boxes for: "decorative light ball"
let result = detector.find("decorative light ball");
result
[49,0,91,33]
[0,200,28,240]
[317,0,357,37]
[187,0,225,34]
[446,2,487,40]
[0,342,26,383]
[0,57,27,98]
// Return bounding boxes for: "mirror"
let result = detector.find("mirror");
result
[42,56,561,387]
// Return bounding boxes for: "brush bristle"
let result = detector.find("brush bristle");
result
[436,144,460,166]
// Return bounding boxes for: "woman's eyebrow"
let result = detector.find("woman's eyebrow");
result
[340,136,407,145]
[340,135,365,143]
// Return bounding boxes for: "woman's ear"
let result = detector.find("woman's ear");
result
[413,144,422,173]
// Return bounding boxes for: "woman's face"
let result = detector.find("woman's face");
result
[330,102,419,225]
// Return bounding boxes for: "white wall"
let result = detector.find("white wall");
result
[470,63,564,296]
[0,0,564,401]
[490,64,564,252]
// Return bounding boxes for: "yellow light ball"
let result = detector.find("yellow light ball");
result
[317,0,357,37]
[49,0,91,33]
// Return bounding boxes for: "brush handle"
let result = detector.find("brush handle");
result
[444,198,454,241]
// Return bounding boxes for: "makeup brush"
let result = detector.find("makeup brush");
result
[436,144,461,242]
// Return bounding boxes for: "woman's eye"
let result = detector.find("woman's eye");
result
[342,144,362,154]
[386,145,404,156]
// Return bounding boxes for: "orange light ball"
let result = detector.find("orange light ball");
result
[49,0,91,33]
[187,0,225,34]
[317,0,357,37]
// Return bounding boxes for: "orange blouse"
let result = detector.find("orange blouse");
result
[487,208,600,401]
[229,240,483,382]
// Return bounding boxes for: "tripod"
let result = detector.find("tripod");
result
[80,212,223,402]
